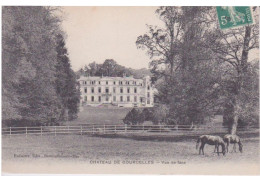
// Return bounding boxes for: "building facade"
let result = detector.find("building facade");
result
[78,75,154,107]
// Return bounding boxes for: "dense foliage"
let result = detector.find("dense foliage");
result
[2,7,80,127]
[77,59,151,79]
[136,7,259,132]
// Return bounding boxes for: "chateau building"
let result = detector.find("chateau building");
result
[78,75,154,107]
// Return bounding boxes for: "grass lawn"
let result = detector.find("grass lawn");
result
[64,106,133,125]
[2,132,259,163]
[2,131,259,174]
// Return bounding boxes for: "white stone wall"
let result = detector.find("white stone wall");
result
[78,76,154,107]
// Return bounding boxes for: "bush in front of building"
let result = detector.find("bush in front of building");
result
[123,104,170,125]
[123,108,144,125]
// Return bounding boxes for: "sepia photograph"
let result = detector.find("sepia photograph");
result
[1,6,260,175]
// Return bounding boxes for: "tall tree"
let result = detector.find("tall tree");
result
[2,7,79,126]
[55,34,80,121]
[136,7,222,126]
[205,7,259,134]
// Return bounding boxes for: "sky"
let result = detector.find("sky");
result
[61,7,163,71]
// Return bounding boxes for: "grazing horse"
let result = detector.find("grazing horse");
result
[223,134,243,153]
[196,135,226,156]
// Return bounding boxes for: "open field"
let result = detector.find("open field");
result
[2,132,259,164]
[65,106,132,125]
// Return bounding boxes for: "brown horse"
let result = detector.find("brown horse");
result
[223,134,243,153]
[196,135,226,156]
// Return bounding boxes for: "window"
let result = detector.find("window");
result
[113,87,116,93]
[99,81,101,85]
[148,85,150,90]
[147,92,150,98]
[84,81,87,85]
[113,96,116,101]
[127,96,130,102]
[84,96,87,101]
[106,96,109,101]
[134,87,137,93]
[106,87,109,93]
[98,96,101,102]
[106,81,108,85]
[127,87,130,93]
[91,87,94,93]
[113,81,116,85]
[134,96,137,102]
[84,88,87,93]
[120,87,123,93]
[140,97,143,103]
[98,87,101,93]
[91,96,94,102]
[147,99,150,104]
[119,81,122,85]
[120,96,123,102]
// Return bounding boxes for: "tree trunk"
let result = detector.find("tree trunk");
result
[230,26,251,135]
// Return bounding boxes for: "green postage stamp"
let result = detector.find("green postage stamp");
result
[216,6,254,29]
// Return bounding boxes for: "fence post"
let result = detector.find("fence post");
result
[67,126,69,134]
[114,125,116,134]
[160,124,162,133]
[9,127,11,137]
[41,126,42,136]
[26,127,27,137]
[143,124,145,133]
[55,126,56,136]
[81,125,83,135]
[92,125,94,134]
[125,124,127,133]
[103,124,106,134]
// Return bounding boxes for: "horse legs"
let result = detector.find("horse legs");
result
[233,143,237,153]
[214,145,217,153]
[226,142,229,153]
[216,144,220,156]
[201,143,205,155]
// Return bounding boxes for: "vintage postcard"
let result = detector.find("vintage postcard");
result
[1,6,260,175]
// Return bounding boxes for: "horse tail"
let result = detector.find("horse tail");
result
[196,137,201,150]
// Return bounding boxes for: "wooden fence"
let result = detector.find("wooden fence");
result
[2,124,259,137]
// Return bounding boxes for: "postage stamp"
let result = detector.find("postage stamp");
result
[216,6,254,29]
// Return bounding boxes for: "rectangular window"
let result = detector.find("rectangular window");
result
[91,96,94,102]
[120,96,123,102]
[106,81,108,85]
[84,96,87,101]
[98,96,101,102]
[84,88,87,93]
[140,97,143,103]
[127,87,130,93]
[147,99,150,104]
[148,85,150,90]
[91,87,94,93]
[127,96,130,102]
[114,81,116,85]
[99,81,101,85]
[106,96,109,101]
[113,87,116,93]
[120,87,123,93]
[134,87,137,93]
[147,92,150,98]
[98,87,101,93]
[113,96,116,101]
[134,96,137,102]
[106,87,109,93]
